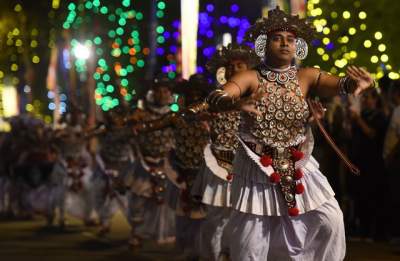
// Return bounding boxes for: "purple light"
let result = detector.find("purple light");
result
[156,47,165,56]
[162,66,169,73]
[203,48,212,56]
[206,4,214,12]
[196,66,204,73]
[219,16,228,24]
[326,42,335,50]
[172,20,180,29]
[173,31,180,40]
[197,39,203,47]
[228,17,239,28]
[231,4,239,13]
[171,63,177,70]
[163,31,171,39]
[169,45,177,53]
[206,30,214,38]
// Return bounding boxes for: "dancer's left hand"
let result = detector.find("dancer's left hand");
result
[346,65,374,96]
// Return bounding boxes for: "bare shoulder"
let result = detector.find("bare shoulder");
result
[298,67,320,79]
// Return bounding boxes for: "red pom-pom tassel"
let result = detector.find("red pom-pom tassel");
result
[226,173,234,181]
[260,155,273,167]
[288,207,300,217]
[295,183,305,194]
[269,172,281,184]
[294,169,304,180]
[291,149,304,162]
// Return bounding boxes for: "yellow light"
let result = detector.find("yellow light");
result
[374,31,383,40]
[377,44,386,52]
[15,39,22,47]
[32,56,40,64]
[30,40,38,48]
[12,77,19,85]
[343,11,351,19]
[322,54,329,61]
[332,24,339,31]
[2,86,19,117]
[370,55,379,63]
[330,67,338,74]
[14,4,22,12]
[381,54,389,62]
[341,46,348,52]
[317,48,325,55]
[0,71,3,78]
[360,24,367,31]
[331,12,338,18]
[348,27,356,35]
[322,37,330,45]
[52,0,60,9]
[339,72,346,77]
[11,64,18,71]
[312,0,320,4]
[364,40,372,48]
[320,19,327,26]
[344,53,351,60]
[350,51,357,58]
[386,65,392,70]
[376,71,384,79]
[358,11,367,19]
[26,104,34,112]
[335,59,347,68]
[45,116,52,124]
[31,29,39,36]
[313,65,321,69]
[389,72,400,80]
[340,36,349,43]
[12,28,20,36]
[316,25,323,32]
[311,8,323,16]
[323,28,330,35]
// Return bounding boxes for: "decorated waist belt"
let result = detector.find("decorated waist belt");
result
[210,147,235,171]
[244,141,306,217]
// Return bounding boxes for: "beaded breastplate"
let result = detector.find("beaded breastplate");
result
[138,110,174,158]
[250,66,309,148]
[174,117,209,169]
[244,66,311,216]
[210,111,240,151]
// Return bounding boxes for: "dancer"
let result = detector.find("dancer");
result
[200,7,374,261]
[191,43,258,261]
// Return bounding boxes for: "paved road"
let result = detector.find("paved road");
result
[0,212,399,261]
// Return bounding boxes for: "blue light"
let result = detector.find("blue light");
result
[48,103,56,110]
[312,39,321,47]
[172,20,180,29]
[220,16,228,24]
[206,30,214,38]
[163,31,171,39]
[206,4,214,12]
[47,91,55,99]
[173,32,180,40]
[162,66,168,73]
[197,66,204,73]
[326,42,335,50]
[169,45,178,53]
[231,4,239,13]
[197,39,203,47]
[156,47,165,55]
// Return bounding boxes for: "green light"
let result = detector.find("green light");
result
[116,27,124,35]
[108,30,116,38]
[118,18,127,26]
[168,71,176,79]
[102,104,110,111]
[131,30,139,38]
[127,65,134,72]
[100,7,108,14]
[115,38,123,45]
[106,85,114,93]
[103,74,111,82]
[156,10,164,18]
[84,1,93,9]
[124,94,133,101]
[94,37,102,45]
[93,73,101,80]
[63,23,70,29]
[96,99,102,105]
[96,48,104,55]
[112,99,119,106]
[157,36,165,44]
[115,8,123,15]
[112,48,121,57]
[98,59,106,67]
[122,0,131,7]
[156,26,165,34]
[136,12,143,20]
[108,14,116,22]
[93,0,100,7]
[134,45,141,52]
[170,103,179,112]
[121,79,129,86]
[137,60,145,67]
[122,46,130,54]
[157,1,166,10]
[68,3,76,11]
[120,69,128,76]
[97,82,105,88]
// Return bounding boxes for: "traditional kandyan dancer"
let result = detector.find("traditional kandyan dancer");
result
[194,7,374,261]
[190,43,258,261]
[127,79,176,247]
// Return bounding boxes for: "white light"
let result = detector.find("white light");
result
[2,85,19,117]
[23,85,31,93]
[73,43,90,60]
[222,33,232,46]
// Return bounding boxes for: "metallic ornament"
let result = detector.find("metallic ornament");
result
[216,67,227,85]
[255,34,268,58]
[295,38,308,60]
